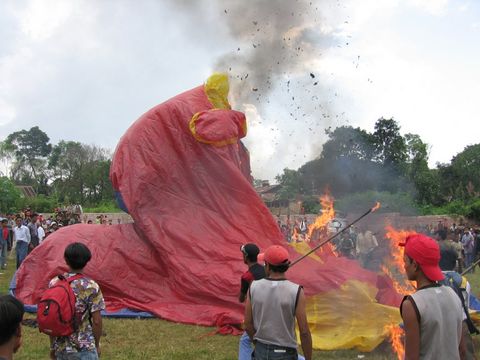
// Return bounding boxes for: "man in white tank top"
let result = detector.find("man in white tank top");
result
[400,233,464,360]
[244,245,312,360]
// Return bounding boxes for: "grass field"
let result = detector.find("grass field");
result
[1,250,479,359]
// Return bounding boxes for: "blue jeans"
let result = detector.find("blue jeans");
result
[0,239,7,268]
[16,241,28,269]
[56,350,98,360]
[253,342,298,360]
[465,253,475,269]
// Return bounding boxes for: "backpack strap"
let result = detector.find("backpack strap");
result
[451,284,480,335]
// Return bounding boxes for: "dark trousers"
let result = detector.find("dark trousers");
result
[253,342,298,360]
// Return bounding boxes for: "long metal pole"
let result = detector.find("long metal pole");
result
[290,202,380,267]
[461,258,480,275]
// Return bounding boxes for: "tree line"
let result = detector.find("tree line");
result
[0,126,114,213]
[274,118,480,219]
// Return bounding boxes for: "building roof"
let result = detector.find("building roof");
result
[16,186,36,198]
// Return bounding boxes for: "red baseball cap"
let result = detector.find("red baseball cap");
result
[264,245,290,266]
[400,233,444,281]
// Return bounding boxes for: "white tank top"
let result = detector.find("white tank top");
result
[405,285,463,360]
[250,278,301,349]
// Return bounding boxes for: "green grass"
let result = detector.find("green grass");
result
[4,252,478,359]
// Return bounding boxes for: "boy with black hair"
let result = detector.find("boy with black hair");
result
[238,243,265,360]
[48,243,105,360]
[0,295,25,360]
[245,245,312,360]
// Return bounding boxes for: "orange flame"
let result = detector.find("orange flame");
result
[383,226,416,295]
[371,201,381,212]
[385,324,405,360]
[307,193,335,238]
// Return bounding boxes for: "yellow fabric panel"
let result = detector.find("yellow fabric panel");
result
[289,242,323,263]
[303,279,400,351]
[204,73,231,110]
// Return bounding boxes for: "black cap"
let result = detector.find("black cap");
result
[241,243,260,258]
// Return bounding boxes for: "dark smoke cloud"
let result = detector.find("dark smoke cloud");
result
[208,0,349,180]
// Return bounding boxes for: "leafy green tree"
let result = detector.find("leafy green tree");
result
[438,144,480,201]
[0,176,21,213]
[5,126,52,192]
[49,142,113,205]
[322,126,374,161]
[0,141,15,177]
[372,118,407,166]
[275,168,301,200]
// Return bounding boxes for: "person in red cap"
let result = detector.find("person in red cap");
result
[244,245,312,360]
[400,233,464,360]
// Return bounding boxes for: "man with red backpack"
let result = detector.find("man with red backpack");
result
[42,243,105,360]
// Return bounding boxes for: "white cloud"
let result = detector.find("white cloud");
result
[0,98,16,126]
[407,0,449,16]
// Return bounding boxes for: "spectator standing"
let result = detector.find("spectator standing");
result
[6,214,14,251]
[439,245,478,359]
[238,243,265,360]
[245,245,312,360]
[462,229,475,271]
[356,230,378,268]
[400,234,463,360]
[1,219,11,270]
[0,295,25,360]
[27,213,39,252]
[37,223,46,245]
[48,243,105,360]
[13,217,30,269]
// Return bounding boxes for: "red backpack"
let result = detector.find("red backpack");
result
[37,274,84,337]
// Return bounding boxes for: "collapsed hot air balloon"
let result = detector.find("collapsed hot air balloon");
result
[14,74,401,350]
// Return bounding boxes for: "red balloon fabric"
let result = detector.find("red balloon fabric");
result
[15,75,400,348]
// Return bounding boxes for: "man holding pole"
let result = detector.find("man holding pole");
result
[245,245,312,360]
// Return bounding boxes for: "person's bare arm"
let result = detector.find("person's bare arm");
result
[295,288,312,360]
[239,292,246,303]
[244,290,255,340]
[91,311,103,356]
[401,298,420,360]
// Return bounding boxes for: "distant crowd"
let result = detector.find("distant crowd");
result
[276,216,480,274]
[0,208,123,271]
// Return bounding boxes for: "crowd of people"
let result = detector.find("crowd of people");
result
[2,212,480,359]
[0,208,123,272]
[276,216,480,275]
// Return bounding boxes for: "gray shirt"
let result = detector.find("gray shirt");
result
[405,284,463,360]
[250,278,301,349]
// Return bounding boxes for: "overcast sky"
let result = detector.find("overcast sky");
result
[1,0,479,180]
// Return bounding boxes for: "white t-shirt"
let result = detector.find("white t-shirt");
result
[38,226,46,243]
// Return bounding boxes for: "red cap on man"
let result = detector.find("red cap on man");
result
[400,233,444,281]
[264,245,290,266]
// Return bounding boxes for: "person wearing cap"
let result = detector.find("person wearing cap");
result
[245,245,312,360]
[401,233,464,360]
